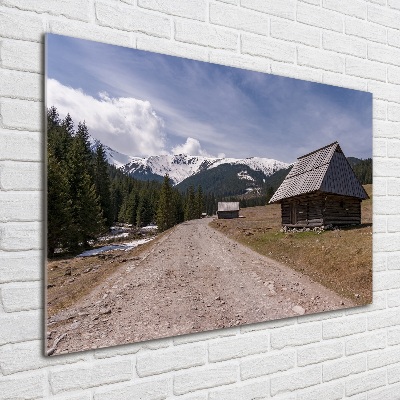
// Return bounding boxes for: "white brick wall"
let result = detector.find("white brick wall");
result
[0,0,399,398]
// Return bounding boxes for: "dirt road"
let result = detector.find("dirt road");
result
[47,218,354,354]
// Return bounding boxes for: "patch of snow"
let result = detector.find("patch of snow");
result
[77,237,155,257]
[237,170,255,181]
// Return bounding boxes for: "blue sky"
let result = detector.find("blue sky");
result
[46,34,372,163]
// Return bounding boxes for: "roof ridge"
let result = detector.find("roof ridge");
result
[297,141,339,160]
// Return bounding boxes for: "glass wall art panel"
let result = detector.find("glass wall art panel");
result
[46,33,372,355]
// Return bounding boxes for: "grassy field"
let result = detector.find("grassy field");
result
[210,185,372,306]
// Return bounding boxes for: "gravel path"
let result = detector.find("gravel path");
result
[47,218,354,355]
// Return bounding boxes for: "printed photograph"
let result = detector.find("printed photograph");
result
[46,34,372,355]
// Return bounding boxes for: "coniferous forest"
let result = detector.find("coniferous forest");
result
[47,107,211,257]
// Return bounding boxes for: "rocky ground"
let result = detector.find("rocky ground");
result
[47,218,355,355]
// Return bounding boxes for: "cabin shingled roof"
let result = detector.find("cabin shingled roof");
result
[269,142,369,203]
[218,202,240,212]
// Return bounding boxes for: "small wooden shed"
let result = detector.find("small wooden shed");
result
[217,202,240,219]
[269,142,369,227]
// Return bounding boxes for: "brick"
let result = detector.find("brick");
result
[389,0,400,11]
[298,47,344,72]
[1,282,41,312]
[368,4,400,30]
[208,380,269,400]
[0,310,40,345]
[371,178,386,196]
[368,383,400,400]
[136,344,206,377]
[388,103,400,122]
[368,345,400,369]
[0,250,41,283]
[0,371,45,400]
[50,360,133,394]
[297,341,343,366]
[323,0,366,19]
[323,355,366,381]
[374,233,400,251]
[94,379,168,400]
[297,2,343,32]
[0,161,42,190]
[137,36,208,62]
[1,98,42,131]
[209,332,268,362]
[1,0,90,21]
[388,28,400,48]
[0,69,41,100]
[374,271,400,290]
[345,58,386,82]
[0,191,41,222]
[173,363,238,395]
[138,0,206,21]
[210,2,269,36]
[297,381,343,400]
[299,310,343,324]
[345,369,386,396]
[388,66,400,85]
[368,309,400,330]
[374,192,400,211]
[373,100,387,120]
[369,43,400,67]
[388,364,400,384]
[241,35,296,63]
[323,31,367,58]
[271,323,322,349]
[368,81,400,104]
[270,365,321,396]
[49,20,132,48]
[0,340,86,375]
[345,18,386,44]
[240,318,296,333]
[0,131,41,161]
[0,221,42,251]
[175,20,237,50]
[271,19,320,47]
[374,121,400,139]
[0,39,42,73]
[323,315,366,339]
[345,330,386,355]
[96,1,170,39]
[240,350,295,380]
[0,10,43,42]
[388,180,400,196]
[388,289,400,307]
[241,0,295,20]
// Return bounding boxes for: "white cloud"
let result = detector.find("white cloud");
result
[47,79,166,157]
[171,137,212,157]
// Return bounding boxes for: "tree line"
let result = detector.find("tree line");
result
[47,107,214,257]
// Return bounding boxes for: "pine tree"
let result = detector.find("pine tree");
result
[47,149,74,256]
[195,185,204,218]
[94,143,112,226]
[184,185,196,221]
[157,175,175,232]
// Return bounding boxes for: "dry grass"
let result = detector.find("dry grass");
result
[210,185,372,305]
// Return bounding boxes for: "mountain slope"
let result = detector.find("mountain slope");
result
[121,154,289,185]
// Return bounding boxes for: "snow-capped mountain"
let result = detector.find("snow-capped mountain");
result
[89,138,134,168]
[121,153,289,185]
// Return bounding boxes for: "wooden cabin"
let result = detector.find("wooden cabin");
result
[269,142,369,227]
[217,202,240,219]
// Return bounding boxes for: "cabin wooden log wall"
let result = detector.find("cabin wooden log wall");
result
[280,192,362,227]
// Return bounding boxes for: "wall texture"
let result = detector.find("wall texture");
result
[1,0,400,398]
